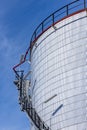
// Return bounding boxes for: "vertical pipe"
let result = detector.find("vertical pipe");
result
[20,71,23,98]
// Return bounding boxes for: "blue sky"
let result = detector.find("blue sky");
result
[0,0,73,130]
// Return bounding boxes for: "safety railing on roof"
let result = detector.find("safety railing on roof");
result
[13,0,87,75]
[30,0,87,48]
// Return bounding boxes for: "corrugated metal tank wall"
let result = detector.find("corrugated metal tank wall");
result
[30,11,87,130]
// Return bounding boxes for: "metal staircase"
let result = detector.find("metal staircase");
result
[14,71,49,130]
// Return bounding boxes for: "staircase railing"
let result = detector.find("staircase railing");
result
[14,71,50,130]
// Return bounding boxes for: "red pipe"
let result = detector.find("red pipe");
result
[13,46,30,74]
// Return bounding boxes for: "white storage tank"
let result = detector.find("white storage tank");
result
[30,5,87,130]
[13,1,87,130]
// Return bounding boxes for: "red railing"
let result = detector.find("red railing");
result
[30,0,87,48]
[13,0,87,74]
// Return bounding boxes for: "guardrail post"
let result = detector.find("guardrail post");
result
[34,32,36,40]
[42,22,44,32]
[66,5,69,16]
[52,14,54,25]
[84,0,86,8]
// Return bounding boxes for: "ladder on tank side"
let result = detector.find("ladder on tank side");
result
[14,71,50,130]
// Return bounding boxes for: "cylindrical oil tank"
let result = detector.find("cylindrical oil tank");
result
[30,10,87,130]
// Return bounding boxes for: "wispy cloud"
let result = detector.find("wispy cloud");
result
[0,4,29,129]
